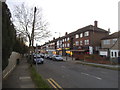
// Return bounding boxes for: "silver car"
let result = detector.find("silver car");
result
[33,54,44,64]
[53,55,63,61]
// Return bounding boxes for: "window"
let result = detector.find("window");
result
[80,33,83,38]
[67,43,70,47]
[75,34,79,38]
[84,40,89,45]
[67,37,69,41]
[75,41,79,46]
[63,44,64,47]
[65,38,66,42]
[84,31,89,36]
[63,39,64,42]
[80,41,83,45]
[112,39,117,44]
[103,40,110,45]
[65,43,66,47]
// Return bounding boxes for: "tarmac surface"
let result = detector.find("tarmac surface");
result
[2,57,36,89]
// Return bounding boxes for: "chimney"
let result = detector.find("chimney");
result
[94,20,98,27]
[65,32,68,35]
[53,37,55,40]
[108,28,111,34]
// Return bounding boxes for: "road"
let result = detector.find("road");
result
[35,59,119,88]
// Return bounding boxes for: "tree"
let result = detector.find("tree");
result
[12,3,51,47]
[2,2,16,70]
[13,37,29,55]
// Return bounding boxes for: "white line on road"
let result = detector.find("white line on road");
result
[81,72,102,80]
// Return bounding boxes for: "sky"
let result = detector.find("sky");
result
[6,0,119,46]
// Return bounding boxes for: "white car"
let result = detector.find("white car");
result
[53,55,63,61]
[33,54,44,64]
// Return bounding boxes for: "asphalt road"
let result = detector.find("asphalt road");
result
[35,59,119,88]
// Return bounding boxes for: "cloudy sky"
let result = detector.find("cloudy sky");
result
[6,0,119,45]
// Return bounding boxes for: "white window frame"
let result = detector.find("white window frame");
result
[63,44,64,47]
[75,34,79,38]
[67,43,70,47]
[103,40,110,45]
[112,39,117,44]
[80,41,83,45]
[80,33,83,38]
[84,40,89,45]
[65,38,66,42]
[75,41,79,46]
[84,31,89,36]
[65,43,66,47]
[63,39,64,42]
[67,37,69,41]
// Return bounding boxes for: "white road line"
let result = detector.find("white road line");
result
[81,72,102,80]
[81,72,89,76]
[3,64,16,78]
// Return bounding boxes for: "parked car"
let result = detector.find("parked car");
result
[48,54,54,60]
[53,55,63,61]
[39,53,45,58]
[33,54,44,64]
[44,54,49,59]
[51,55,57,60]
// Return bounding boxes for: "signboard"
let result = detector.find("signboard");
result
[99,51,108,56]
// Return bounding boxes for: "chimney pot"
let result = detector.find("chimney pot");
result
[94,20,98,27]
[53,37,55,40]
[65,32,68,35]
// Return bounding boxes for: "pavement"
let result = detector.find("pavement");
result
[62,56,120,69]
[2,57,36,88]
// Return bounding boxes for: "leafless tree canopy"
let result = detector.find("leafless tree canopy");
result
[12,3,51,47]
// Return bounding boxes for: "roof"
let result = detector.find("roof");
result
[101,31,120,40]
[41,23,109,45]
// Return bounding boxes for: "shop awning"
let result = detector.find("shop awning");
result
[70,50,86,52]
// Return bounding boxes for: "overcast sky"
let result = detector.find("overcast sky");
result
[6,0,119,45]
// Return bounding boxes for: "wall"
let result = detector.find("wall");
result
[2,52,21,79]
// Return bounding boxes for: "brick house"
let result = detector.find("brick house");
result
[40,21,109,60]
[66,21,109,59]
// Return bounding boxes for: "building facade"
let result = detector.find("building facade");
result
[99,31,120,59]
[40,21,109,60]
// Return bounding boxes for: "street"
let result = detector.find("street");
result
[35,59,119,88]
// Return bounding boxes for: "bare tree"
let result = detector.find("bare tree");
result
[12,3,51,47]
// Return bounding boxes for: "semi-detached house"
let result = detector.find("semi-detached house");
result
[99,31,120,59]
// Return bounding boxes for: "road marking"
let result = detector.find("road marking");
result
[3,64,16,78]
[81,72,102,80]
[47,78,63,90]
[47,79,58,89]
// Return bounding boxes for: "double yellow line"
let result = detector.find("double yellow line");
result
[47,78,63,90]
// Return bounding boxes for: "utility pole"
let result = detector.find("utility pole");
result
[31,7,37,47]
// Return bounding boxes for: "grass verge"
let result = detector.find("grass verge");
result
[29,65,52,89]
[76,62,120,71]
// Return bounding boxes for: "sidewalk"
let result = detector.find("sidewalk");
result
[63,56,120,69]
[2,57,36,88]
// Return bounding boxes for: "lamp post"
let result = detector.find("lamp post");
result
[55,32,61,55]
